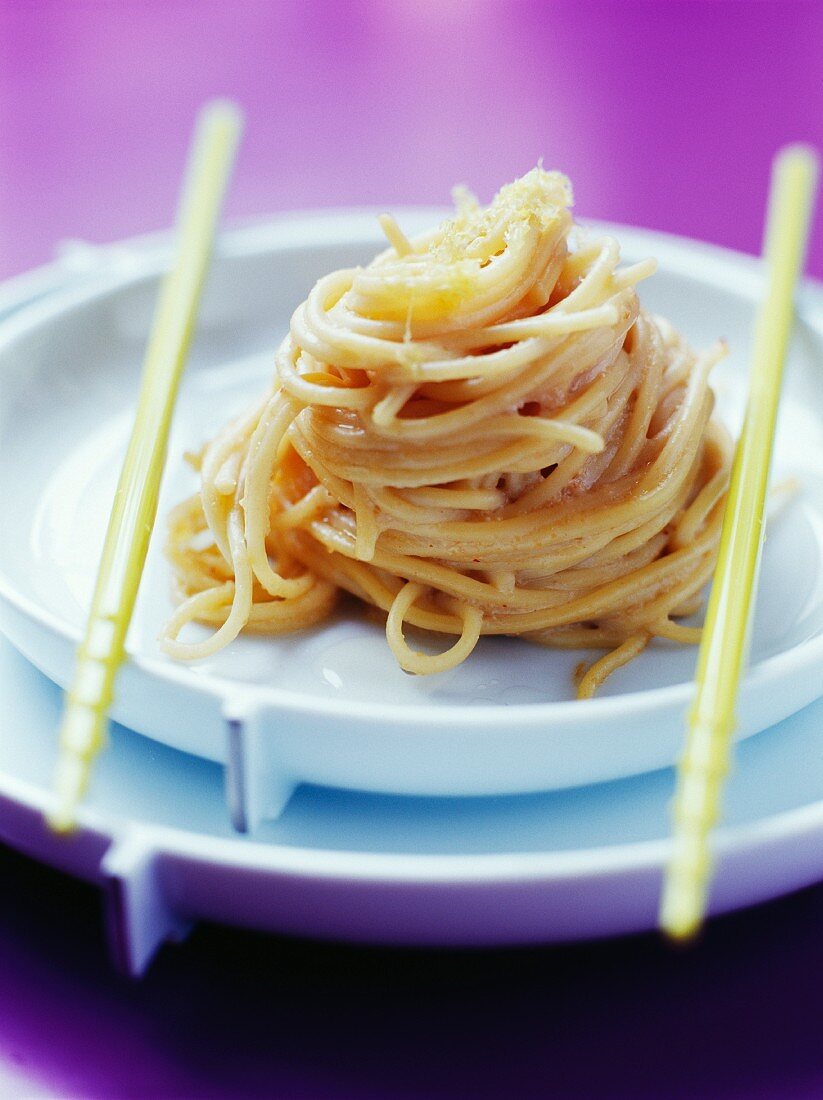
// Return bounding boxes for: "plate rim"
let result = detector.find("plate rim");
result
[4,722,823,884]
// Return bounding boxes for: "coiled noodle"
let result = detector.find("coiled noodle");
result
[162,169,732,697]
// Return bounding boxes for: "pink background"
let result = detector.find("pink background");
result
[0,1,822,1097]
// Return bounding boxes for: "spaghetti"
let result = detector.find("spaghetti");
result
[161,168,732,696]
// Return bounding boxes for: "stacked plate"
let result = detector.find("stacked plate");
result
[2,212,823,975]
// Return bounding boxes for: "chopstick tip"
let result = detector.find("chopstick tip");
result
[773,144,820,196]
[47,755,86,834]
[199,97,245,136]
[776,142,819,167]
[660,906,702,945]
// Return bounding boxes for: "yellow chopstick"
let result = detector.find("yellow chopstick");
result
[660,144,819,939]
[50,100,243,831]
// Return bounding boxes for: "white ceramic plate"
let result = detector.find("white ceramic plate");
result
[4,634,823,975]
[1,212,823,815]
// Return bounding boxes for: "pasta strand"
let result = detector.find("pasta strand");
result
[161,168,731,696]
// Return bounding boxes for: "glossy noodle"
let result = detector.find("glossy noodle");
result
[161,169,732,696]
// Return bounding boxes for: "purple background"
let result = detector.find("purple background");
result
[1,1,822,1096]
[1,0,822,282]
